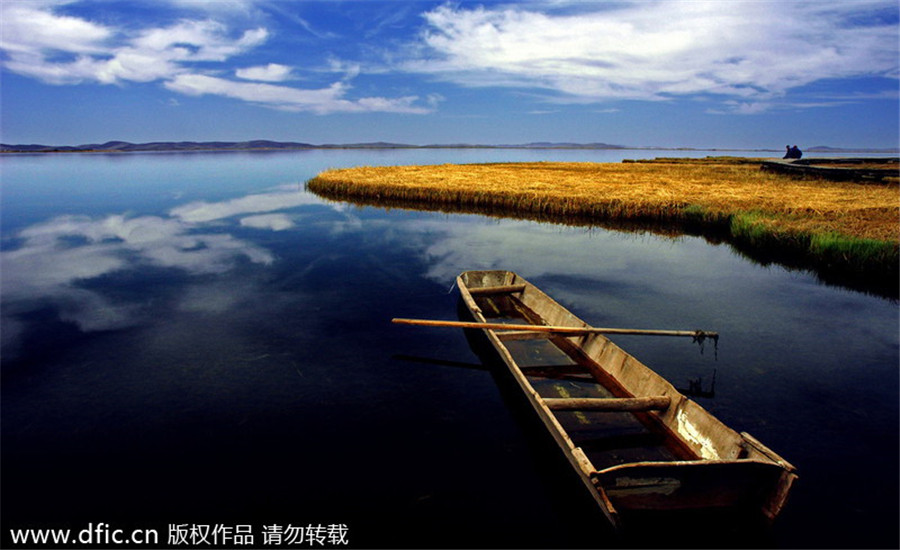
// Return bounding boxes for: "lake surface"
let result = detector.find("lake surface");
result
[2,149,897,549]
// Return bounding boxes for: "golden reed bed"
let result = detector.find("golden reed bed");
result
[307,159,898,292]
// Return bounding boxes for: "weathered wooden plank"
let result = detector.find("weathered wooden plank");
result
[455,269,797,531]
[467,284,527,295]
[593,459,791,512]
[544,396,671,412]
[741,432,797,472]
[495,329,552,340]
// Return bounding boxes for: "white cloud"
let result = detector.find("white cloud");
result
[236,63,294,82]
[165,73,431,114]
[132,19,267,61]
[712,101,781,115]
[411,1,899,111]
[0,1,432,114]
[165,0,259,15]
[0,2,111,55]
[328,58,362,81]
[0,5,266,85]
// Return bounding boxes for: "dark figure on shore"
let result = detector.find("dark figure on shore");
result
[783,145,802,159]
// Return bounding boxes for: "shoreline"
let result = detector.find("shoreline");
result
[1,145,786,155]
[307,158,899,298]
[4,141,898,155]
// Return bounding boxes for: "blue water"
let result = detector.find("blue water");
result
[2,150,897,548]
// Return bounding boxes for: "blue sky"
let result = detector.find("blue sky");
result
[1,0,898,149]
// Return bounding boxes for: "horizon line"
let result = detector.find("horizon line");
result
[3,140,898,154]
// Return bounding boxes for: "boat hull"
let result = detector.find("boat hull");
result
[456,270,797,531]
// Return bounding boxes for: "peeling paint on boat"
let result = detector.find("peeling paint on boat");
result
[676,408,720,459]
[608,476,681,496]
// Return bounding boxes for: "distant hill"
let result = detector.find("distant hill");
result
[317,142,416,149]
[2,140,896,154]
[514,142,626,149]
[0,140,319,153]
[0,140,629,153]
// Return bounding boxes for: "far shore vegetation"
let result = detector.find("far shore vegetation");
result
[307,157,899,297]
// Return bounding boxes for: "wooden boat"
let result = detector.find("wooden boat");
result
[454,270,797,531]
[760,157,898,182]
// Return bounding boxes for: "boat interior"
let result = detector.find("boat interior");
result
[466,287,697,471]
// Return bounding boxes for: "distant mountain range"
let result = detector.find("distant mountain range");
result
[1,140,896,154]
[1,140,319,153]
[0,140,628,153]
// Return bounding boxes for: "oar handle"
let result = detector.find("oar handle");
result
[391,318,717,339]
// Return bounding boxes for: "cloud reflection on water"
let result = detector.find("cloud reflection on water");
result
[1,187,322,356]
[240,214,295,231]
[0,182,782,359]
[402,215,762,329]
[169,186,318,223]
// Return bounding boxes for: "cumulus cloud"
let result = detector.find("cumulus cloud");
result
[236,63,294,82]
[134,19,267,61]
[411,1,899,111]
[5,0,891,118]
[0,1,432,113]
[0,1,111,56]
[0,3,267,85]
[165,73,430,113]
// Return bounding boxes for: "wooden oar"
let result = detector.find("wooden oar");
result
[391,318,717,339]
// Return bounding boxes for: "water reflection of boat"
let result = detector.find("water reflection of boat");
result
[454,270,797,533]
[677,370,716,398]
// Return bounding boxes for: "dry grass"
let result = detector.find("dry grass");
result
[308,160,900,293]
[309,161,898,242]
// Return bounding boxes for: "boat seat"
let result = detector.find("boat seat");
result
[544,396,670,412]
[496,329,552,340]
[467,284,527,296]
[577,431,666,453]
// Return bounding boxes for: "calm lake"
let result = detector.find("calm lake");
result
[2,149,897,549]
